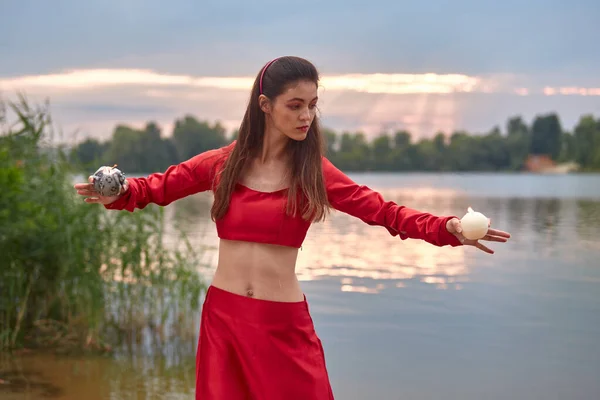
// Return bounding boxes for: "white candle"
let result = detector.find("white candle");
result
[460,207,489,240]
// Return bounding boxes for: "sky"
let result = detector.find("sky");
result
[1,0,599,144]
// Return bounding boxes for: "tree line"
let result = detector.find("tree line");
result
[70,112,600,173]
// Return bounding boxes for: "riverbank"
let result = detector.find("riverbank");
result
[1,97,206,356]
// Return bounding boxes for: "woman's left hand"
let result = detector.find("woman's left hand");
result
[446,218,511,254]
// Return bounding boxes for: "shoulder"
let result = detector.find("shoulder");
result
[321,155,335,172]
[188,140,237,171]
[320,155,359,193]
[321,155,345,179]
[202,140,236,160]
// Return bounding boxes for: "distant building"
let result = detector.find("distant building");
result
[524,154,555,172]
[524,154,578,173]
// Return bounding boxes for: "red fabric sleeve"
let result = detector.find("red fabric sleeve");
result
[104,144,231,212]
[322,157,462,247]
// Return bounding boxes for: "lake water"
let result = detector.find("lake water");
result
[2,173,600,400]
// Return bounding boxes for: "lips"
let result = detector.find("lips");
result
[297,126,309,132]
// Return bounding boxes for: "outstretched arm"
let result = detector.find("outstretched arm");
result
[103,145,231,212]
[322,157,462,247]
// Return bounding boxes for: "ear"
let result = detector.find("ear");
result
[258,94,271,114]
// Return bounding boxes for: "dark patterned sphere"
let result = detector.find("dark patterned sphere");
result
[92,165,126,197]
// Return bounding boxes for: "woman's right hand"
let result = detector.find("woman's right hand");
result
[73,176,129,205]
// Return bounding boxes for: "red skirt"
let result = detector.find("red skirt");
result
[195,285,334,399]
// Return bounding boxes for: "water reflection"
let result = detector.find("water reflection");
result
[0,349,196,400]
[577,200,600,247]
[506,197,530,233]
[167,188,473,293]
[297,208,468,293]
[165,193,219,272]
[165,174,600,294]
[171,193,212,223]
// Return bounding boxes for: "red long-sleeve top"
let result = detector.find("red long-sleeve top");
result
[105,142,462,249]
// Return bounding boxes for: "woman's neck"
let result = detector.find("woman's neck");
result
[259,124,290,164]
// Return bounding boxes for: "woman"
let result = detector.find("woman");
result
[74,56,510,399]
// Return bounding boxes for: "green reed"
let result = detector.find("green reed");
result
[0,95,205,353]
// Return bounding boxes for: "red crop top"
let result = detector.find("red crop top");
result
[105,141,462,248]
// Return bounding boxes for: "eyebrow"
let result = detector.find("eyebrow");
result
[287,97,318,103]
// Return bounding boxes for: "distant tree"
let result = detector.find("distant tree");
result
[371,133,393,170]
[172,116,228,161]
[505,116,531,170]
[573,115,600,170]
[70,138,108,169]
[530,113,563,160]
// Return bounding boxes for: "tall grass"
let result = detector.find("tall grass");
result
[0,95,205,353]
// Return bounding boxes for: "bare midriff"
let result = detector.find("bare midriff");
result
[210,239,304,302]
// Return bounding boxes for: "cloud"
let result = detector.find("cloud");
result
[3,68,599,97]
[0,68,495,94]
[1,69,193,89]
[1,68,599,145]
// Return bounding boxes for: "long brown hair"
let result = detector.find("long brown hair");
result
[211,56,331,222]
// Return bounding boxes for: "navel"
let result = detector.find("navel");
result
[246,287,254,297]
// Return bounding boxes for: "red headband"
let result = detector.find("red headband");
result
[259,58,279,95]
